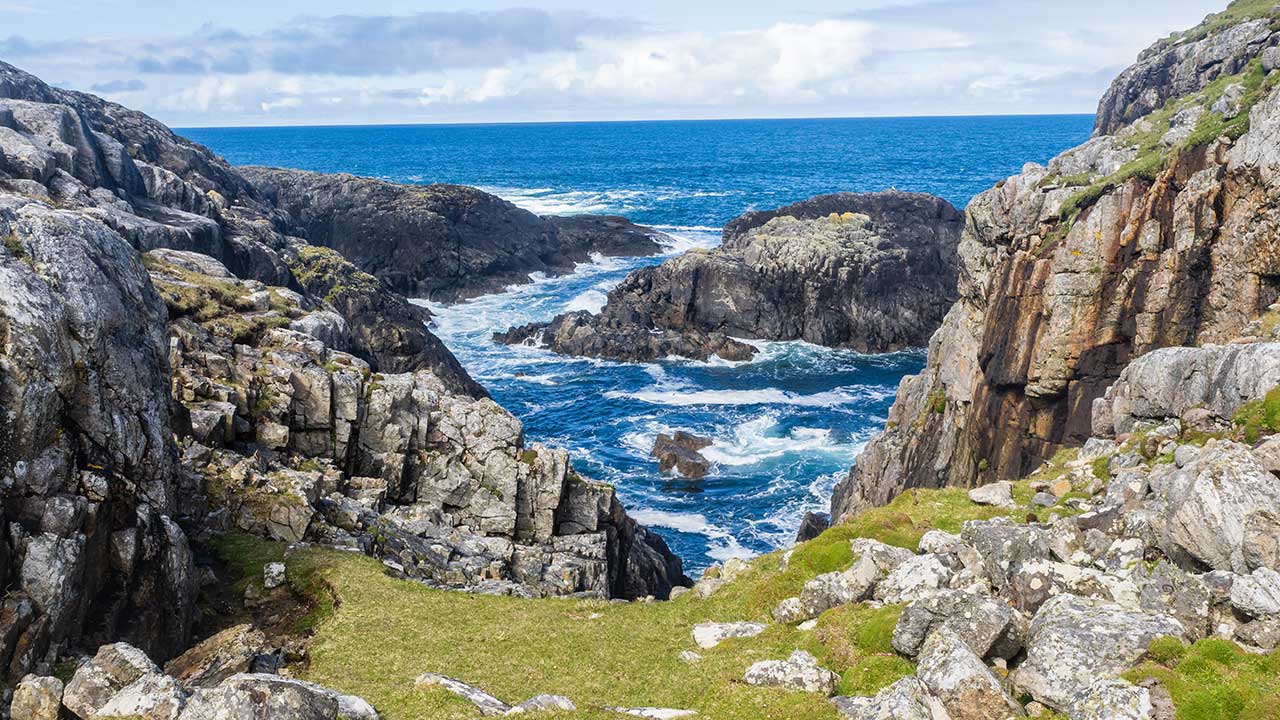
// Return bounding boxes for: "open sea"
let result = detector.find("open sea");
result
[183,115,1093,572]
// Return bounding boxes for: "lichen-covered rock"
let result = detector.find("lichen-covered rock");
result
[1011,595,1184,713]
[415,673,510,716]
[892,589,1025,659]
[499,191,963,362]
[1152,441,1280,574]
[1070,679,1154,720]
[164,624,269,689]
[916,628,1022,720]
[1229,567,1280,619]
[179,673,377,720]
[10,675,63,720]
[831,677,950,720]
[691,622,766,649]
[63,642,161,718]
[743,650,839,695]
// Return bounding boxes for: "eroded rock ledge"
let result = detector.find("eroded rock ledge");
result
[497,191,962,362]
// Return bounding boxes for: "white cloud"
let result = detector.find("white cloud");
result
[0,1,1231,125]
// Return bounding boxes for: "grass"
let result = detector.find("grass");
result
[1155,0,1280,49]
[1125,637,1280,720]
[1232,385,1280,443]
[200,475,1083,720]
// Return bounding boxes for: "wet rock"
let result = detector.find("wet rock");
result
[743,650,839,695]
[651,433,712,479]
[795,512,831,543]
[500,191,963,362]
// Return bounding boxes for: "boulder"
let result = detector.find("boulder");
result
[968,482,1015,508]
[830,677,950,720]
[892,589,1025,659]
[96,672,186,720]
[743,650,839,695]
[180,674,377,720]
[1229,567,1280,619]
[651,433,712,479]
[795,512,831,543]
[774,540,911,623]
[164,624,269,689]
[1070,679,1154,720]
[962,519,1051,590]
[11,675,63,720]
[1010,595,1184,712]
[63,642,161,719]
[1155,441,1280,574]
[874,554,954,604]
[916,628,1023,720]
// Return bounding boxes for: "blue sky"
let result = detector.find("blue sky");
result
[1,0,1231,126]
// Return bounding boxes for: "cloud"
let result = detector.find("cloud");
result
[0,1,1230,125]
[89,78,146,93]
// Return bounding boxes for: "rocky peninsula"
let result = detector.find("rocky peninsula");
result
[497,191,963,362]
[242,167,670,302]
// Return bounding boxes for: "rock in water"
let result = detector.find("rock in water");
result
[498,191,963,362]
[651,432,713,479]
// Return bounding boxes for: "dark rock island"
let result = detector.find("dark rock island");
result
[496,191,963,362]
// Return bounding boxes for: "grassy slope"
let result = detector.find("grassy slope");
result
[217,479,1072,720]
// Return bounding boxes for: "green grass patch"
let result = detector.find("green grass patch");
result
[1232,385,1280,443]
[1125,637,1280,720]
[1155,0,1280,49]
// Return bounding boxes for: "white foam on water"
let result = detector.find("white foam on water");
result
[564,288,609,314]
[629,509,757,563]
[605,386,876,408]
[480,186,650,216]
[701,414,848,467]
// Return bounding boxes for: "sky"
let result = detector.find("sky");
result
[0,0,1233,127]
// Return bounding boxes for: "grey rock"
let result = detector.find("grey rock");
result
[96,672,186,720]
[605,709,697,719]
[892,589,1026,659]
[180,674,376,720]
[916,627,1023,720]
[692,621,766,649]
[962,518,1052,590]
[1229,567,1280,619]
[416,673,511,716]
[63,642,162,719]
[511,694,576,713]
[1070,679,1154,720]
[969,482,1015,508]
[164,624,269,689]
[830,677,949,720]
[1010,595,1184,713]
[743,650,839,695]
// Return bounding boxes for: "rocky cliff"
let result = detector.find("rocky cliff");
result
[833,3,1280,519]
[0,58,688,696]
[242,167,669,303]
[498,191,963,362]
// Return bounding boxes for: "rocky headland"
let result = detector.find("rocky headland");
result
[497,191,963,362]
[242,166,670,302]
[0,56,688,716]
[832,2,1280,518]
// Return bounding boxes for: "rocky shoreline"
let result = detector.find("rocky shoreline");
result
[496,191,963,362]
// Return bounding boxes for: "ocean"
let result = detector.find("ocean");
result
[183,115,1094,571]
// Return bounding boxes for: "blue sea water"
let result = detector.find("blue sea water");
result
[183,115,1093,571]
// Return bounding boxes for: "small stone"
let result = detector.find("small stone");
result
[1032,492,1057,508]
[605,708,697,719]
[510,694,576,713]
[678,651,702,664]
[416,673,511,716]
[263,562,286,590]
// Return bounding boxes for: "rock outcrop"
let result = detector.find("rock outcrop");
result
[833,6,1280,518]
[0,57,690,702]
[498,191,963,362]
[242,167,669,302]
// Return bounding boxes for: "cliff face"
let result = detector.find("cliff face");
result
[0,59,688,684]
[833,5,1280,519]
[498,191,962,362]
[241,167,668,303]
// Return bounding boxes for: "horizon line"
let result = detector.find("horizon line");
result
[175,110,1098,132]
